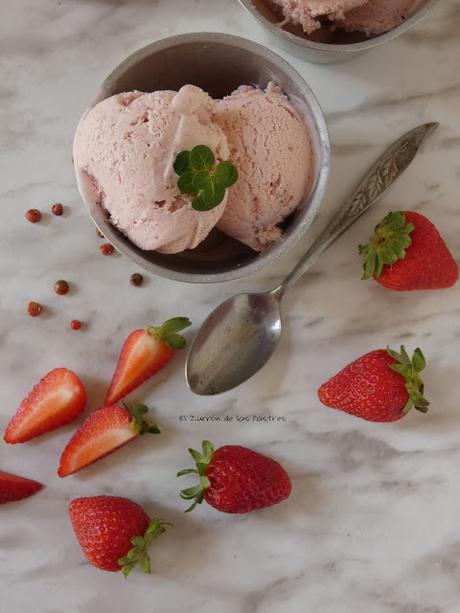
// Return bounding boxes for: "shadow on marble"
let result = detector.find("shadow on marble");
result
[272,471,325,518]
[243,331,293,403]
[0,533,26,548]
[66,496,216,579]
[407,364,460,432]
[81,374,109,411]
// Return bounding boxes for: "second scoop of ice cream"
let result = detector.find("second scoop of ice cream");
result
[73,85,229,254]
[270,0,369,34]
[213,83,314,252]
[270,0,420,36]
[334,0,419,36]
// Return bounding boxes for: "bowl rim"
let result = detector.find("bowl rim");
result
[237,0,441,54]
[82,32,330,284]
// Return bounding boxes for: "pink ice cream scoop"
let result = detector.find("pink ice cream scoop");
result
[334,0,419,36]
[271,0,368,33]
[73,85,229,254]
[213,83,314,252]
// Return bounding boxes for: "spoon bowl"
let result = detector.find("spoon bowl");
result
[186,292,282,395]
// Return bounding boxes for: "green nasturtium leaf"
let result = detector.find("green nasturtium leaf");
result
[173,150,192,175]
[190,145,215,170]
[210,182,225,207]
[214,161,239,188]
[193,170,213,191]
[191,195,209,212]
[174,146,238,212]
[192,182,226,211]
[177,172,195,194]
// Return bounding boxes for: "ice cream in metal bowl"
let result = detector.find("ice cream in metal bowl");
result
[74,33,329,283]
[238,0,440,63]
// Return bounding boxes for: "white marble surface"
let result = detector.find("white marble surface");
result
[1,1,460,611]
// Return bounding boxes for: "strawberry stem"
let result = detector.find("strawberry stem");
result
[123,403,161,435]
[118,518,171,577]
[387,346,429,414]
[147,317,192,351]
[177,440,215,512]
[359,211,415,279]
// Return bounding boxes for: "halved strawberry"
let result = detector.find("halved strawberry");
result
[4,368,87,444]
[58,403,159,477]
[0,470,43,504]
[105,317,191,405]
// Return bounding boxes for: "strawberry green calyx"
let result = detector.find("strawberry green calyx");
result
[359,211,415,279]
[126,403,161,435]
[177,440,215,513]
[147,317,192,351]
[387,346,430,414]
[118,518,171,578]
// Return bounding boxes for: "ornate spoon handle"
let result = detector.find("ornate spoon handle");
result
[275,122,439,295]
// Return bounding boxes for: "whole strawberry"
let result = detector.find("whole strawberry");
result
[359,211,458,290]
[69,496,169,577]
[318,346,429,422]
[178,441,292,513]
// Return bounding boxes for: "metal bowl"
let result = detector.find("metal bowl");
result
[238,0,440,63]
[76,33,330,283]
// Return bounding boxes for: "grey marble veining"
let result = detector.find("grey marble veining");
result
[1,1,460,611]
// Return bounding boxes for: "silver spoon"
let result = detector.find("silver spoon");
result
[186,122,439,396]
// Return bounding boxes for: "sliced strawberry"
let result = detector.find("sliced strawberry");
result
[0,470,43,504]
[105,317,191,405]
[4,368,87,444]
[58,404,159,477]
